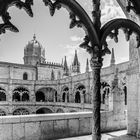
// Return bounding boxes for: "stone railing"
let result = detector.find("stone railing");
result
[0,111,126,140]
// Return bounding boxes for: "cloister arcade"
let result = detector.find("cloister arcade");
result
[62,86,69,102]
[12,87,30,102]
[74,84,86,103]
[35,87,57,102]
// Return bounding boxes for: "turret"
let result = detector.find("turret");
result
[72,50,80,75]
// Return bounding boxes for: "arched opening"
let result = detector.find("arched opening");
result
[23,72,28,80]
[12,87,30,102]
[13,108,30,115]
[75,91,81,103]
[62,92,65,102]
[35,91,45,102]
[0,92,6,101]
[22,93,29,101]
[74,84,85,103]
[56,108,64,113]
[0,109,6,116]
[12,92,20,101]
[101,81,110,104]
[36,108,53,114]
[62,86,69,102]
[0,88,6,101]
[36,87,57,102]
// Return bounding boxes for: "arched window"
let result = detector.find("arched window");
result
[23,73,28,80]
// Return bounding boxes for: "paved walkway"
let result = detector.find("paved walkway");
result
[58,130,140,140]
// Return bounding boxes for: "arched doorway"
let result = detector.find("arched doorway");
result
[36,108,53,114]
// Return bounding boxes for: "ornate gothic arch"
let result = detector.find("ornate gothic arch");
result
[1,0,140,140]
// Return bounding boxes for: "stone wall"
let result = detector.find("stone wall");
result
[0,111,126,140]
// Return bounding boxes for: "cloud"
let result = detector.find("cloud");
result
[70,36,83,42]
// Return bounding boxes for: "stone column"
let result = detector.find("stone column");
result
[90,57,102,140]
[81,90,84,104]
[65,91,68,103]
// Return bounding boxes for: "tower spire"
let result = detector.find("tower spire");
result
[72,50,80,75]
[63,56,69,76]
[86,58,89,72]
[110,48,115,66]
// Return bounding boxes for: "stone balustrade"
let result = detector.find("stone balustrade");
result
[0,111,126,140]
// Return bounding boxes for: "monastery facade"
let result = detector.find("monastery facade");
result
[0,35,127,115]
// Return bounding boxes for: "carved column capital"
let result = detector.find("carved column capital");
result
[90,57,103,69]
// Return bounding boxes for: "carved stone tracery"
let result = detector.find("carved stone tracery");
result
[1,0,140,140]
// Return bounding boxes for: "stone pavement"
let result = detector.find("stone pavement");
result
[58,130,140,140]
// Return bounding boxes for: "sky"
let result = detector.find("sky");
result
[0,0,129,73]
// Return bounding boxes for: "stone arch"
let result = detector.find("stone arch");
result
[0,109,6,116]
[23,72,28,80]
[13,107,30,115]
[61,86,69,102]
[56,108,64,113]
[0,87,6,101]
[36,107,53,114]
[101,81,110,104]
[12,86,30,102]
[74,83,86,103]
[0,107,9,116]
[35,87,57,102]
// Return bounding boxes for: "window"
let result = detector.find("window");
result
[23,73,28,80]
